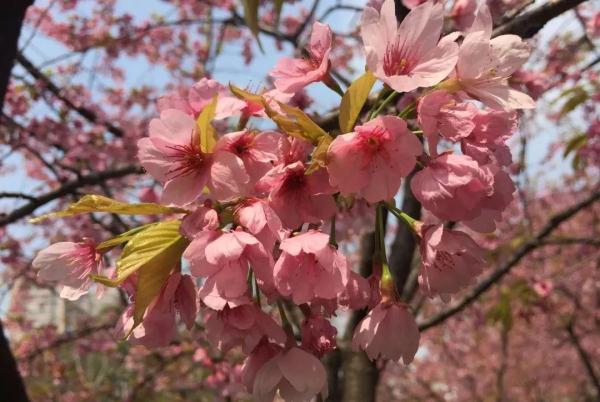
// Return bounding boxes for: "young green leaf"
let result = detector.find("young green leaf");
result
[30,195,186,223]
[197,95,218,153]
[93,220,188,286]
[242,0,264,52]
[96,223,158,252]
[339,70,376,133]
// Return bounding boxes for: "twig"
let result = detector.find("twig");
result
[0,164,142,227]
[15,52,125,138]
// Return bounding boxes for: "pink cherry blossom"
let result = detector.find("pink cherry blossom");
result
[205,303,286,353]
[278,136,312,166]
[451,0,477,30]
[402,0,428,9]
[116,272,197,347]
[251,346,328,402]
[158,77,225,116]
[338,270,372,310]
[234,198,284,251]
[418,224,485,301]
[418,90,477,156]
[274,230,349,304]
[33,240,101,301]
[257,161,337,229]
[241,340,283,395]
[212,130,282,196]
[180,205,219,239]
[461,109,517,166]
[361,0,459,92]
[453,5,535,110]
[137,108,212,206]
[411,152,494,223]
[301,315,337,357]
[183,229,273,310]
[461,167,515,233]
[352,301,420,364]
[270,22,332,94]
[327,116,422,203]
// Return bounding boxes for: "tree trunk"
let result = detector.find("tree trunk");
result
[0,0,34,107]
[0,1,35,401]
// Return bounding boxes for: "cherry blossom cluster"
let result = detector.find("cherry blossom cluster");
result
[32,1,534,400]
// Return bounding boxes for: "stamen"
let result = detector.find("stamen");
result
[165,134,205,180]
[383,41,411,76]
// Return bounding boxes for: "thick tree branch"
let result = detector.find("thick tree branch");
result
[0,0,34,107]
[492,0,589,38]
[0,164,142,227]
[0,2,35,401]
[418,188,600,331]
[15,52,125,137]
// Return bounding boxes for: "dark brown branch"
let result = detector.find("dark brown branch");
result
[566,319,600,398]
[0,164,142,227]
[492,0,589,39]
[0,192,37,201]
[20,323,113,361]
[15,52,125,137]
[418,188,600,331]
[539,237,600,247]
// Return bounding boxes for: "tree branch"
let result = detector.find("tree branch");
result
[418,188,600,331]
[0,164,142,227]
[492,0,589,39]
[15,52,125,137]
[20,322,113,361]
[566,319,600,398]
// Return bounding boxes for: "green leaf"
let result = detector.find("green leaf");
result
[92,220,188,286]
[197,95,218,153]
[306,135,332,175]
[30,195,186,223]
[563,133,587,158]
[557,86,588,118]
[276,102,330,144]
[96,223,158,252]
[242,0,264,52]
[228,84,331,145]
[339,70,376,133]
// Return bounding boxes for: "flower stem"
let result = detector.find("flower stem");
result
[376,204,388,265]
[398,102,415,119]
[277,300,294,336]
[369,90,399,120]
[384,202,420,234]
[324,73,345,97]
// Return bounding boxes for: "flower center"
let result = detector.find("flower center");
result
[383,41,411,76]
[166,136,205,180]
[433,250,456,271]
[230,134,254,156]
